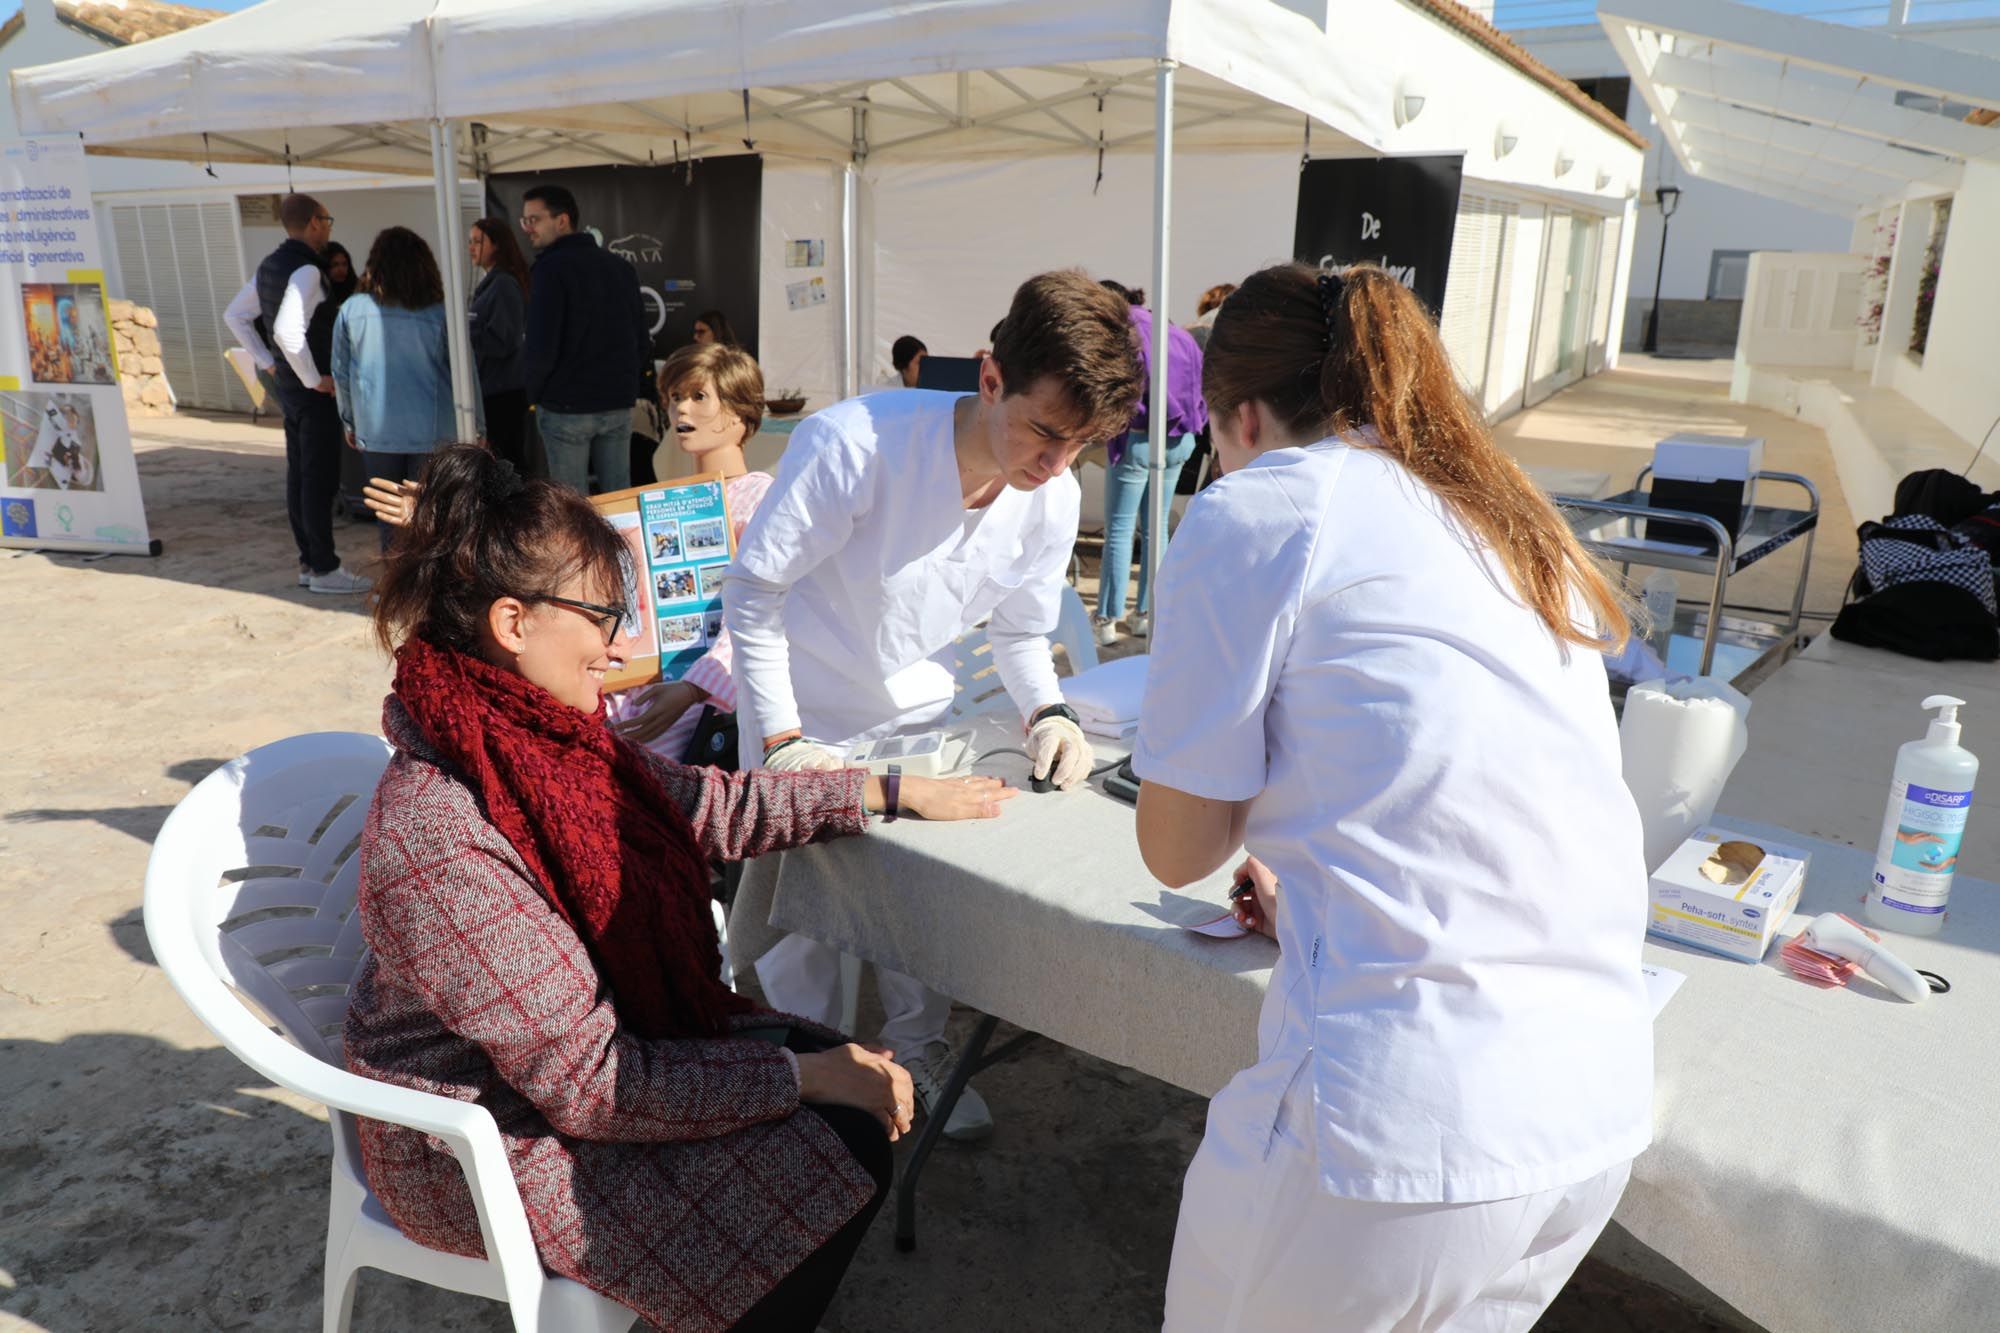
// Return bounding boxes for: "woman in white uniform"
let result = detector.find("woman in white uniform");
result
[1134,262,1653,1332]
[726,270,1144,1138]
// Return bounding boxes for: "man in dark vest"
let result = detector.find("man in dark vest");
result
[257,193,367,594]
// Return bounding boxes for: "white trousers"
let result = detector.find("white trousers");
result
[1163,1106,1631,1333]
[753,932,953,1061]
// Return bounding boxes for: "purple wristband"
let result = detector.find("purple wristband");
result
[883,764,901,822]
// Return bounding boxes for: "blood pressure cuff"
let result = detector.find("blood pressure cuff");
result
[679,705,741,771]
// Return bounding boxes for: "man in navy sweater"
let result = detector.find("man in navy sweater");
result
[518,185,651,495]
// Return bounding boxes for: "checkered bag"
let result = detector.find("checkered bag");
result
[1834,514,2000,660]
[1855,515,1998,615]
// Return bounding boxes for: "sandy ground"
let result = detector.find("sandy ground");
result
[0,360,1822,1332]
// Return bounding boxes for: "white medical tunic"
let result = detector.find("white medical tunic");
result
[726,390,1074,751]
[1134,437,1653,1205]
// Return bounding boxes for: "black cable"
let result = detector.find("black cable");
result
[1961,411,2000,479]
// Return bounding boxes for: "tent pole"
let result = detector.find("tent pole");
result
[429,118,479,442]
[1145,59,1176,612]
[841,161,858,400]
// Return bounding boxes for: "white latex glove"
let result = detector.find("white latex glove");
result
[1027,714,1092,790]
[763,739,846,772]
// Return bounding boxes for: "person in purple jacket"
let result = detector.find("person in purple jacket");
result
[1094,279,1207,646]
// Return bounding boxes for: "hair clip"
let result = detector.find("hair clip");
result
[483,458,527,503]
[1315,269,1346,335]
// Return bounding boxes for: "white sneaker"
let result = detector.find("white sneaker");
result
[1092,614,1121,648]
[297,565,311,587]
[901,1039,994,1142]
[1126,611,1152,638]
[308,564,372,596]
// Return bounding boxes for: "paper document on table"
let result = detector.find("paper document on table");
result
[1642,963,1687,1018]
[1180,911,1251,940]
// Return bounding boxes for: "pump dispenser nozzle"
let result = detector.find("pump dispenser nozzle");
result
[1924,694,1967,746]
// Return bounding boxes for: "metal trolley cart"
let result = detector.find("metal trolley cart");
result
[1555,468,1820,682]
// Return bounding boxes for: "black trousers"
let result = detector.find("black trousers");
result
[483,388,530,476]
[362,450,429,554]
[273,371,345,576]
[727,1035,893,1332]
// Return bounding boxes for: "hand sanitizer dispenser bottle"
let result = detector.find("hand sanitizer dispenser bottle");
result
[1866,695,1978,936]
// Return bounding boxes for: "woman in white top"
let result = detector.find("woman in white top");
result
[1134,262,1652,1332]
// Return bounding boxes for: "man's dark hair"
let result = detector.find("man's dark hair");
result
[279,193,324,235]
[989,271,1143,445]
[522,184,579,228]
[891,335,927,372]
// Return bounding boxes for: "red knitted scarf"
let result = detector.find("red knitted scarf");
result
[391,636,753,1039]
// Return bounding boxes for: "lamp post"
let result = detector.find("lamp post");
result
[1643,183,1683,354]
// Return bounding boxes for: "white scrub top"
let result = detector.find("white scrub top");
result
[726,389,1076,751]
[1134,436,1653,1205]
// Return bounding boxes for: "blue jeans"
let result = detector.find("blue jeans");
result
[539,406,632,495]
[1098,430,1196,621]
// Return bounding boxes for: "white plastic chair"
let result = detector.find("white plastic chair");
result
[1053,583,1100,673]
[142,732,637,1333]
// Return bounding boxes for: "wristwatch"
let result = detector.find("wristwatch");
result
[1029,702,1081,728]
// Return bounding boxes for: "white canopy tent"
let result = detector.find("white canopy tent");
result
[13,0,1644,588]
[1601,0,2000,218]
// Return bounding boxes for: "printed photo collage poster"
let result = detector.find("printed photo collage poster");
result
[0,136,154,555]
[592,473,733,691]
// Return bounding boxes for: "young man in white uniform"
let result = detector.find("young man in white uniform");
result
[1135,264,1652,1330]
[726,270,1141,1137]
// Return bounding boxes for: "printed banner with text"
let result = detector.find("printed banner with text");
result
[1293,155,1465,319]
[0,135,153,555]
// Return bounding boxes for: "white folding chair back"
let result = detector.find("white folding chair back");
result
[941,622,1008,723]
[143,731,635,1333]
[1053,583,1100,673]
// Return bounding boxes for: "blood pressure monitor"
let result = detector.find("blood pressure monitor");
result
[844,730,950,777]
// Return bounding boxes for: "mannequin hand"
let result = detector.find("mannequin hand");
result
[363,477,421,527]
[795,1043,915,1141]
[897,775,1016,821]
[1229,854,1280,941]
[1027,714,1092,790]
[764,739,845,772]
[611,680,707,744]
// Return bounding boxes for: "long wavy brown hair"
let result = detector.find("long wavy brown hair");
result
[1204,262,1628,651]
[472,216,531,300]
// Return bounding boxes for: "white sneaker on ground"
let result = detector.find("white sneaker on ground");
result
[308,565,372,596]
[900,1039,994,1142]
[297,565,311,587]
[1092,614,1120,648]
[1125,611,1152,638]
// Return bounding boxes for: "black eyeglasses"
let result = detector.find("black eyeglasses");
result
[531,594,631,645]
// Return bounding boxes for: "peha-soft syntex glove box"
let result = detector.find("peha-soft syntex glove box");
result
[1647,826,1809,963]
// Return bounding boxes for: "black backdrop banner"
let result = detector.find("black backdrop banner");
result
[486,156,763,364]
[1292,155,1465,318]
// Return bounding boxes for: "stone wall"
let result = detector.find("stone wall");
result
[108,299,175,418]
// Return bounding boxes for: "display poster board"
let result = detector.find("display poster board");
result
[0,136,154,555]
[1293,154,1465,318]
[487,156,763,366]
[592,473,734,691]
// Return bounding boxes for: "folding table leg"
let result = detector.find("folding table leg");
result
[895,1013,998,1252]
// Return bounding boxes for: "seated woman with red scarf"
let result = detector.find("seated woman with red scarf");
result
[343,445,1013,1332]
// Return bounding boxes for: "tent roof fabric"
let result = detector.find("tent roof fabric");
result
[10,0,1644,190]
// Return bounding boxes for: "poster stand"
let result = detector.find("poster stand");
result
[0,135,157,558]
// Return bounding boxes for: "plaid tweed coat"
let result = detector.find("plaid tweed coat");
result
[344,700,879,1332]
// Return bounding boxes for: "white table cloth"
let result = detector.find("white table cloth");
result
[731,720,2000,1332]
